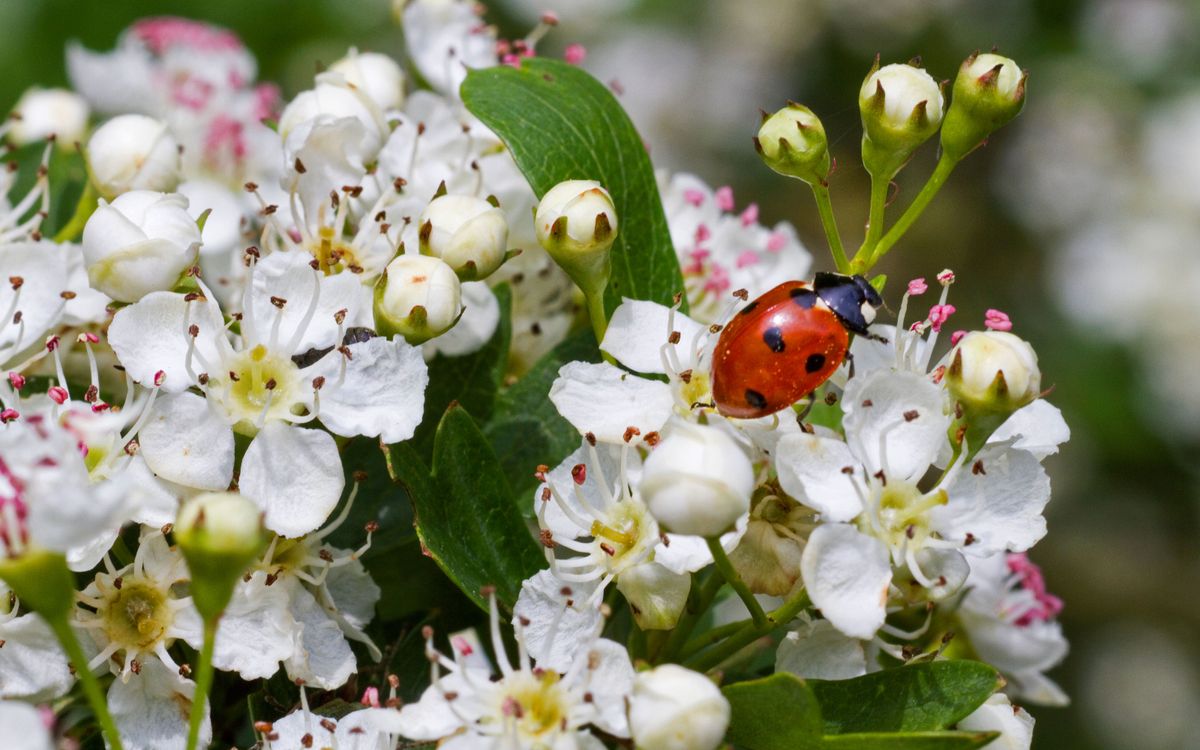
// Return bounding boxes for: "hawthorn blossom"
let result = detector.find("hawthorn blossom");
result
[0,582,74,702]
[402,0,498,99]
[262,702,405,750]
[775,368,1052,639]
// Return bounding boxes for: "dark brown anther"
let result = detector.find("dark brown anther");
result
[903,409,919,422]
[732,288,749,301]
[571,464,587,485]
[244,181,259,192]
[334,308,348,324]
[352,470,368,482]
[198,373,209,385]
[622,426,641,443]
[264,378,277,391]
[129,659,141,675]
[644,431,661,446]
[60,290,77,299]
[668,331,681,345]
[678,369,693,384]
[179,664,192,678]
[112,576,123,590]
[270,296,287,309]
[261,204,278,215]
[709,324,723,334]
[599,542,616,556]
[188,324,200,337]
[393,177,407,191]
[8,276,23,290]
[972,460,986,475]
[365,520,379,533]
[539,529,555,548]
[300,733,314,748]
[825,391,838,406]
[540,487,551,502]
[84,384,99,403]
[873,469,887,486]
[228,371,240,382]
[861,399,874,407]
[964,532,977,546]
[319,549,334,562]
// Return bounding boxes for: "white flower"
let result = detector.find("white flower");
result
[402,0,498,98]
[0,243,69,369]
[628,664,731,750]
[279,73,389,162]
[0,584,74,701]
[535,180,618,256]
[395,590,634,747]
[957,553,1069,706]
[177,179,252,308]
[775,368,1052,639]
[8,87,90,146]
[265,705,405,750]
[420,194,509,280]
[82,190,201,302]
[87,114,182,196]
[330,48,407,113]
[375,254,463,344]
[958,693,1035,750]
[0,700,54,750]
[776,617,868,681]
[640,419,754,537]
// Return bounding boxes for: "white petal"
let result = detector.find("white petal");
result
[934,446,1051,555]
[325,557,382,631]
[514,570,603,672]
[989,400,1070,459]
[957,693,1035,750]
[240,423,345,538]
[580,638,636,738]
[269,709,338,749]
[800,524,891,640]
[283,584,357,690]
[776,619,867,681]
[602,299,707,374]
[915,548,970,601]
[116,454,182,527]
[537,441,632,540]
[655,520,745,575]
[394,671,481,741]
[108,658,208,750]
[842,369,951,482]
[138,391,234,491]
[211,573,294,680]
[0,701,54,750]
[775,433,865,522]
[66,527,120,573]
[0,615,73,702]
[422,281,500,358]
[0,242,67,368]
[616,561,691,631]
[246,250,366,354]
[549,361,674,443]
[108,291,226,392]
[311,337,428,443]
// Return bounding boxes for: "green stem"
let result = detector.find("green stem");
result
[676,618,747,662]
[811,183,849,274]
[864,154,960,270]
[706,537,766,629]
[856,171,891,264]
[186,618,218,750]
[684,588,811,673]
[48,617,125,750]
[52,180,98,244]
[584,288,610,345]
[658,570,724,663]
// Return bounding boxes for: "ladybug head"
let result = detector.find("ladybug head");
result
[813,272,883,335]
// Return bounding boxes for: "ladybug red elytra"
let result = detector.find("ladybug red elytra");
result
[710,272,883,419]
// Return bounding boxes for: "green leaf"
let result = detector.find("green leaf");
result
[396,406,545,610]
[411,284,512,457]
[461,58,684,313]
[821,731,999,749]
[484,329,600,515]
[723,673,823,750]
[810,661,1002,735]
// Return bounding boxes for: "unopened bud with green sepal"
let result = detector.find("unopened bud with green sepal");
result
[941,52,1028,161]
[859,59,945,179]
[374,254,463,345]
[754,103,830,186]
[534,180,617,298]
[174,492,269,620]
[0,548,77,622]
[945,330,1041,452]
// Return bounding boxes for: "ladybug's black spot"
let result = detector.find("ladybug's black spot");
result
[739,301,759,316]
[763,326,785,353]
[745,389,768,410]
[805,353,826,373]
[789,288,816,309]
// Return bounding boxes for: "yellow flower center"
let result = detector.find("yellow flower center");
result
[102,580,172,652]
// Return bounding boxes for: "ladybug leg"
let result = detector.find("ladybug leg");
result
[794,392,816,424]
[845,349,856,380]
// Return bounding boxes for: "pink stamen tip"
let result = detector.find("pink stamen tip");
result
[564,43,586,65]
[45,336,60,352]
[688,248,711,263]
[714,186,735,212]
[77,331,100,344]
[541,11,560,24]
[984,309,1012,331]
[91,402,111,413]
[682,189,705,208]
[154,370,167,387]
[48,386,68,405]
[0,408,19,423]
[694,223,711,243]
[906,278,928,296]
[950,329,966,346]
[496,39,512,55]
[910,321,924,332]
[360,687,380,708]
[927,304,956,332]
[735,250,760,269]
[766,232,787,253]
[452,635,474,656]
[704,263,731,293]
[7,372,25,390]
[936,269,956,285]
[571,464,587,485]
[739,203,759,227]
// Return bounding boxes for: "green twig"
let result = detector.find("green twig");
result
[657,570,723,663]
[186,618,218,750]
[811,183,849,274]
[862,154,960,271]
[676,618,749,662]
[706,537,766,628]
[683,588,811,673]
[855,171,891,266]
[49,617,125,750]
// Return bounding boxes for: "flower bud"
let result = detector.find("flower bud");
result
[534,180,617,296]
[329,49,406,112]
[629,665,731,750]
[8,87,89,146]
[82,190,202,302]
[278,75,388,158]
[175,492,269,620]
[87,114,182,197]
[754,103,830,186]
[640,421,754,537]
[941,52,1027,162]
[728,491,809,596]
[859,61,944,179]
[0,548,77,622]
[374,254,463,344]
[419,194,510,281]
[946,330,1041,414]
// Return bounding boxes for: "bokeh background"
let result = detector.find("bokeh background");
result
[3,0,1198,747]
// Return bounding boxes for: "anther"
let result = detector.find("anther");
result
[972,460,986,475]
[270,296,287,309]
[668,331,681,344]
[732,288,748,300]
[644,431,661,446]
[903,410,919,422]
[584,431,596,446]
[623,426,641,442]
[571,464,587,484]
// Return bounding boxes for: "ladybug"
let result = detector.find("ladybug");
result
[710,272,883,419]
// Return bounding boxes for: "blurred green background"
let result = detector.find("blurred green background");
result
[4,1,1198,748]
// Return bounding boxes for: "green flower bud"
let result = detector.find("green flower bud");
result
[534,180,617,298]
[753,103,830,185]
[418,194,511,281]
[940,52,1028,161]
[373,254,463,344]
[174,492,269,620]
[945,330,1041,451]
[0,548,76,621]
[859,59,945,179]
